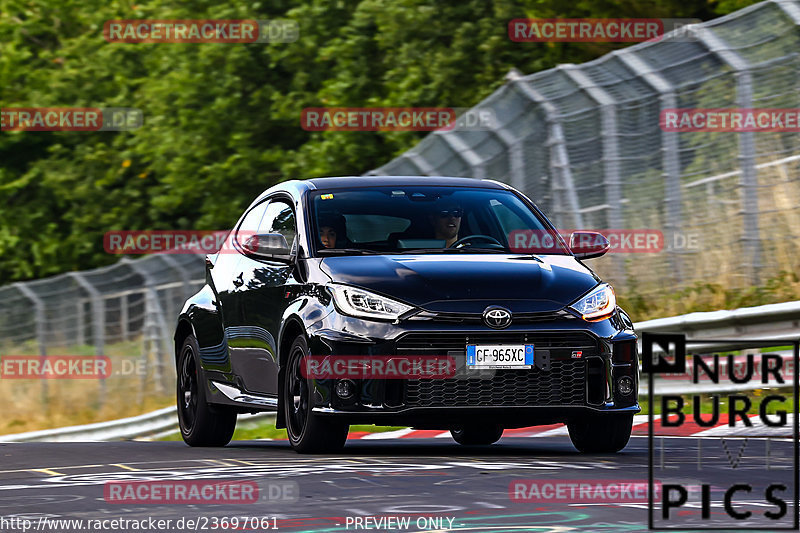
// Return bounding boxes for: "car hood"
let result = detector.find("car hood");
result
[319,254,600,314]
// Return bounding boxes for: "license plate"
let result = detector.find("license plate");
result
[466,344,534,369]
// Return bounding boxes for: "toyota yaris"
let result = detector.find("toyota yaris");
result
[174,176,639,453]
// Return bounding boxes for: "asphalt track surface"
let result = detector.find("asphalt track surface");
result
[0,435,795,533]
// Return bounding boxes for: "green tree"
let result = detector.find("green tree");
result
[0,0,759,282]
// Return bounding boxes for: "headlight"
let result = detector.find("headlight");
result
[328,284,413,320]
[570,284,616,321]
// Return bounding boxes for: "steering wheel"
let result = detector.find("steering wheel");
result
[451,234,504,249]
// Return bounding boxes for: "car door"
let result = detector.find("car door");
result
[232,197,298,395]
[222,199,272,391]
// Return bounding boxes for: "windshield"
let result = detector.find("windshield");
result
[309,186,569,255]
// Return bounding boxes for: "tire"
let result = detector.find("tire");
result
[177,334,237,447]
[284,335,349,453]
[567,414,633,453]
[450,423,504,445]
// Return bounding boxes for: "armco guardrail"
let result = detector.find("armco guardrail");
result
[635,300,800,345]
[635,301,800,394]
[638,350,795,395]
[1,301,798,442]
[0,406,274,442]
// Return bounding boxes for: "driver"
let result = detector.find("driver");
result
[429,204,462,247]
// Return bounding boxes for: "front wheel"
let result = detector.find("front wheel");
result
[284,335,349,453]
[177,334,237,447]
[450,424,504,445]
[567,414,633,453]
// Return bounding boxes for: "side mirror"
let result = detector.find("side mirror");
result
[569,231,610,260]
[242,233,292,260]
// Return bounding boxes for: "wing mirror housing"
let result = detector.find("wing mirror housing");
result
[242,233,293,261]
[569,231,610,260]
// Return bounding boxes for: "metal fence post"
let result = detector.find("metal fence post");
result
[14,283,49,411]
[69,272,107,407]
[160,254,193,316]
[696,27,761,285]
[561,65,626,285]
[494,76,551,209]
[492,126,526,192]
[773,0,800,25]
[76,297,86,346]
[510,78,585,229]
[435,130,486,179]
[125,258,173,395]
[616,50,684,283]
[405,152,439,176]
[120,293,129,342]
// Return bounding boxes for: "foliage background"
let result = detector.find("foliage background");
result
[0,0,755,283]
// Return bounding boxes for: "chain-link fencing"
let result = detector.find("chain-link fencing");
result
[0,254,204,427]
[370,0,800,315]
[2,0,799,427]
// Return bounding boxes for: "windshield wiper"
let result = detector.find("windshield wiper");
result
[317,248,382,255]
[510,253,545,262]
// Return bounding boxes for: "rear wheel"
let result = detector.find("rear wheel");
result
[450,423,504,445]
[177,334,237,446]
[284,335,349,453]
[567,414,633,453]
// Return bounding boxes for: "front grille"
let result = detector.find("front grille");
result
[408,309,577,325]
[405,359,586,407]
[396,331,598,407]
[395,331,600,353]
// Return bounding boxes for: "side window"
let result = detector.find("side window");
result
[235,201,269,246]
[260,200,297,253]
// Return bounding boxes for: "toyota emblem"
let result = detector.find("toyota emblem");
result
[483,306,512,329]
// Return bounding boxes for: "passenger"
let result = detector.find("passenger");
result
[318,213,347,248]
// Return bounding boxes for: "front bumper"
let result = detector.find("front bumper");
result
[311,405,641,429]
[304,308,640,428]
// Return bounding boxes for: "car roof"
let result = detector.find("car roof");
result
[303,175,507,190]
[253,176,511,205]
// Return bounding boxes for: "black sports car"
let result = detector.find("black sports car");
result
[174,176,639,453]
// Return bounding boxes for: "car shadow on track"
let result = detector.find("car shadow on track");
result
[224,436,648,459]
